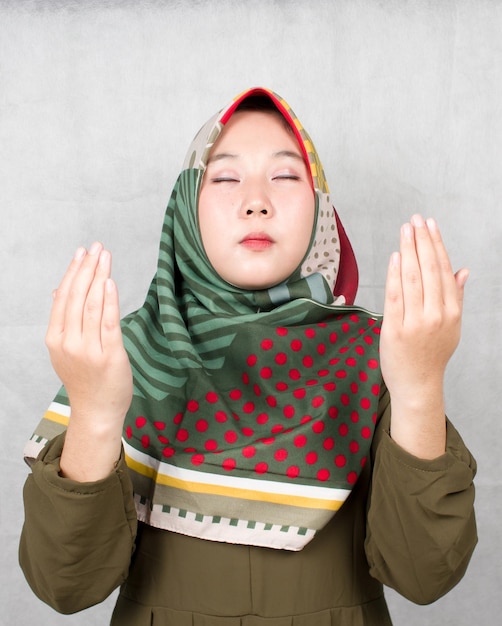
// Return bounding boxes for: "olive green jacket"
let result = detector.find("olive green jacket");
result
[19,394,477,625]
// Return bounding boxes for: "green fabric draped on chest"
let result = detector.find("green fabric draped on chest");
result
[121,292,382,552]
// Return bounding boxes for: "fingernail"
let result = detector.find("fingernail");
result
[74,246,86,260]
[89,242,101,255]
[99,249,110,266]
[411,214,425,227]
[402,223,413,239]
[426,217,437,231]
[390,251,400,266]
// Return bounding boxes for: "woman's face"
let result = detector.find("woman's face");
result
[198,110,315,290]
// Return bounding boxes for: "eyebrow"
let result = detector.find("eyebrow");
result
[207,149,305,164]
[272,150,305,161]
[207,152,238,163]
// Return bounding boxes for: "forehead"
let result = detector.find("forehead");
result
[183,90,328,193]
[209,110,306,157]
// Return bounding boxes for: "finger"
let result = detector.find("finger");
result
[454,268,469,310]
[63,242,103,341]
[383,251,404,327]
[101,277,124,351]
[399,221,423,318]
[81,249,112,343]
[47,246,87,340]
[410,214,443,315]
[425,217,463,308]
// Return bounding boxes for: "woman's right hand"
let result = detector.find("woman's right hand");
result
[46,242,133,480]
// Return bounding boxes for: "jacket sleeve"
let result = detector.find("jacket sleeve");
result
[364,389,477,605]
[19,432,138,614]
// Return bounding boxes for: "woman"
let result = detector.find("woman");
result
[20,87,477,625]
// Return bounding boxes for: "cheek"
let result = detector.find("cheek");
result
[198,188,217,249]
[198,210,217,260]
[291,193,316,249]
[198,191,232,274]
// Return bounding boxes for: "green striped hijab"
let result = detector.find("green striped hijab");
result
[27,88,383,550]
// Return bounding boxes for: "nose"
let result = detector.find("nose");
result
[246,206,269,216]
[241,181,273,218]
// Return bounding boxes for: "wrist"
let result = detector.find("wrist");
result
[60,413,124,482]
[388,391,447,460]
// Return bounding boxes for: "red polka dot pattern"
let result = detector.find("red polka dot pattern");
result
[126,312,382,490]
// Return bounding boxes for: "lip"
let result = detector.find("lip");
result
[240,232,275,250]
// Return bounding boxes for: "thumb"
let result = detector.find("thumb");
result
[454,268,469,303]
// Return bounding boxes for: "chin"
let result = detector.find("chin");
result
[232,279,283,291]
[224,271,288,291]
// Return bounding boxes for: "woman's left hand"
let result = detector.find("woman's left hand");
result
[379,214,469,458]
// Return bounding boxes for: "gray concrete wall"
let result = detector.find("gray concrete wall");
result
[1,1,500,623]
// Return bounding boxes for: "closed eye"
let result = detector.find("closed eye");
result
[211,177,240,183]
[272,174,301,181]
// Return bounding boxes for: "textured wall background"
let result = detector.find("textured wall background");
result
[1,0,500,624]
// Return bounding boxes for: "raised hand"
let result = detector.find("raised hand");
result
[45,242,133,480]
[379,215,469,459]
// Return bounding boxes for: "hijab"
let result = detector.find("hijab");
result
[26,88,382,551]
